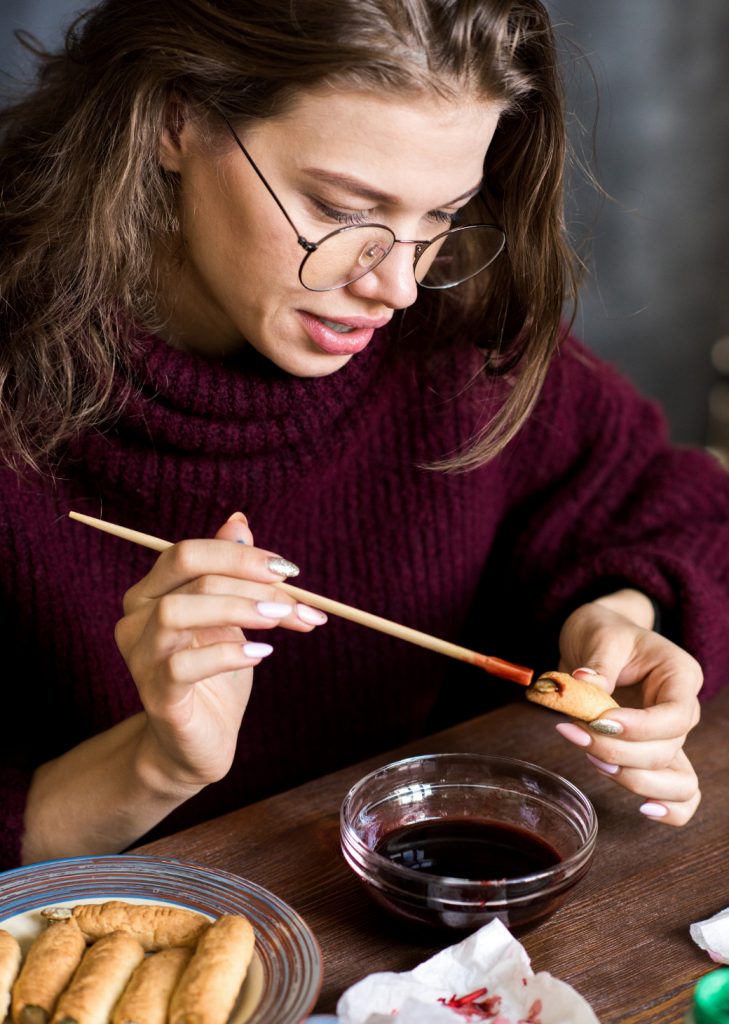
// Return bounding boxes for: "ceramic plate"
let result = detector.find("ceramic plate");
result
[0,854,322,1024]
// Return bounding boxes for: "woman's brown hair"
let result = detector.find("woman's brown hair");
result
[0,0,577,472]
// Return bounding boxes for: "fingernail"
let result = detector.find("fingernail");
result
[586,752,620,775]
[242,642,273,658]
[640,801,668,818]
[589,718,624,736]
[555,722,592,748]
[227,511,248,523]
[573,666,598,676]
[267,556,300,578]
[296,604,328,625]
[256,601,292,618]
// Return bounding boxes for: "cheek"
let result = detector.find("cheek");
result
[174,183,230,278]
[177,166,305,298]
[241,215,299,273]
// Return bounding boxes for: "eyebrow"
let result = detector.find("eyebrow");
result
[300,168,483,207]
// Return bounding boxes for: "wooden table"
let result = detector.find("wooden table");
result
[136,686,729,1022]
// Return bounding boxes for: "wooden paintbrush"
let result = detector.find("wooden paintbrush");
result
[68,511,533,687]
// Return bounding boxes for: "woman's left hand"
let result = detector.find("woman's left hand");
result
[555,591,703,826]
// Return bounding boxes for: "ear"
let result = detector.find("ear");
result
[158,98,188,172]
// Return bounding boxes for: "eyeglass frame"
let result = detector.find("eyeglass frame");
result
[220,116,506,293]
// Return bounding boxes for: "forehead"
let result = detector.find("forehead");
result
[246,87,503,204]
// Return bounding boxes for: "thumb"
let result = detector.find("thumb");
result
[558,642,624,695]
[557,605,639,694]
[214,510,255,546]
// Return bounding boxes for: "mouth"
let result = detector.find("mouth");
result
[319,317,361,334]
[297,311,391,355]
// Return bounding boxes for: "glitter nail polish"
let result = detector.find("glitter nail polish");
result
[267,556,300,578]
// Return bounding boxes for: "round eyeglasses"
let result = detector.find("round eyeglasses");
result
[223,118,506,293]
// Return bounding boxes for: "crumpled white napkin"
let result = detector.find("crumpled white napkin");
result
[336,919,599,1024]
[691,906,729,963]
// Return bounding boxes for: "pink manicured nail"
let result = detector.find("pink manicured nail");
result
[586,752,619,775]
[573,666,598,676]
[242,642,273,658]
[296,604,328,626]
[640,802,668,818]
[256,601,292,618]
[555,722,592,748]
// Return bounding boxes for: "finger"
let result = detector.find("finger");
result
[587,691,701,743]
[117,592,321,671]
[556,661,615,695]
[571,664,613,692]
[124,536,300,611]
[179,575,292,602]
[635,749,701,824]
[587,747,699,816]
[585,748,701,826]
[555,721,684,770]
[166,640,274,689]
[638,790,701,827]
[584,734,685,772]
[558,619,630,690]
[637,644,704,703]
[140,641,269,711]
[175,576,328,631]
[585,638,702,738]
[153,593,299,635]
[215,511,255,546]
[580,651,701,741]
[606,762,699,805]
[628,656,703,731]
[584,744,695,792]
[559,723,702,825]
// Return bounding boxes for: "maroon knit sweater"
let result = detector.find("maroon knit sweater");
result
[2,328,728,870]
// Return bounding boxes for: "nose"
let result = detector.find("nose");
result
[346,241,419,310]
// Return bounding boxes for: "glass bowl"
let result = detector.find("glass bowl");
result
[340,752,597,932]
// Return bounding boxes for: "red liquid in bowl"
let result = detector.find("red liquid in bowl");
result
[375,819,561,880]
[342,754,597,932]
[366,817,577,931]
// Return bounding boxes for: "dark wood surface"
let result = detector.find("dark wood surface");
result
[136,686,729,1022]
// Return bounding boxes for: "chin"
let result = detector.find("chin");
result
[260,342,354,379]
[297,355,354,378]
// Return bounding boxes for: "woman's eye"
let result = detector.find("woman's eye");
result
[312,199,371,226]
[310,198,464,230]
[428,208,463,227]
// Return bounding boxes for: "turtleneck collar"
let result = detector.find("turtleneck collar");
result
[111,325,393,457]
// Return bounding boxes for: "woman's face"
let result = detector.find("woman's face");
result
[158,87,503,375]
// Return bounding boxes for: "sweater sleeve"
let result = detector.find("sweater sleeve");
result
[493,336,729,699]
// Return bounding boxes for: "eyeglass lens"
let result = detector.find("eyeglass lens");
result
[299,224,505,291]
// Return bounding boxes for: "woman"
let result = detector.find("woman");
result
[1,0,726,870]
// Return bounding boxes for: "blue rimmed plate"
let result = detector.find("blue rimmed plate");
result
[0,854,322,1024]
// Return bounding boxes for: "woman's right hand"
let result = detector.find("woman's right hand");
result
[114,512,326,794]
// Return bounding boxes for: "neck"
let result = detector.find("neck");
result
[151,240,247,358]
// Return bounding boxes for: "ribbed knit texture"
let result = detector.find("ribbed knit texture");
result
[2,327,728,870]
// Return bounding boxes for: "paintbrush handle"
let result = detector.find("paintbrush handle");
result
[277,580,530,683]
[68,511,533,686]
[69,512,173,552]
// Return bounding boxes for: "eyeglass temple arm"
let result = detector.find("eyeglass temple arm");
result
[221,117,316,253]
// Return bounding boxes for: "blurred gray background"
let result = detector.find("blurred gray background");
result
[2,0,728,447]
[544,0,729,450]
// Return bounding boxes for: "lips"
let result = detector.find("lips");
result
[297,310,391,355]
